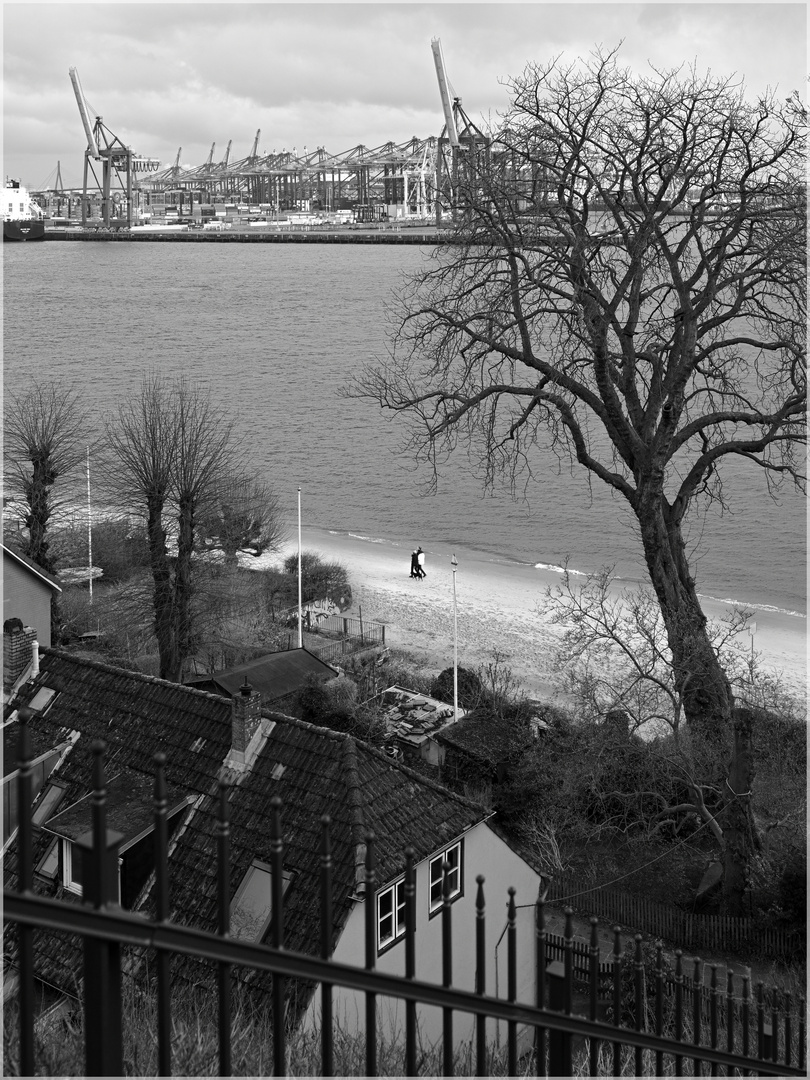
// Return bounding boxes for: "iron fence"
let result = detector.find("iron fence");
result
[4,722,806,1077]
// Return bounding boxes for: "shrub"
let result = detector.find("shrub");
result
[281,550,351,610]
[430,666,486,709]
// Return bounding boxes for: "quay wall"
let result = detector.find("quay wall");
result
[43,228,444,245]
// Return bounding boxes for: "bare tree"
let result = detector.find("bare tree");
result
[4,381,91,572]
[103,375,266,682]
[201,472,287,566]
[4,381,93,642]
[358,50,806,911]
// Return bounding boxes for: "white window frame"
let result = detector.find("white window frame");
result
[376,877,406,953]
[61,840,83,897]
[428,840,463,915]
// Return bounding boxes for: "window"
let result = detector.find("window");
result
[32,783,67,827]
[428,840,463,915]
[28,686,58,715]
[62,840,83,896]
[230,859,293,942]
[377,878,406,953]
[36,840,59,879]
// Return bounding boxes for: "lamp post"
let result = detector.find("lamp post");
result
[451,553,458,723]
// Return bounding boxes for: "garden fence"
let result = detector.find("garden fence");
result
[547,873,800,959]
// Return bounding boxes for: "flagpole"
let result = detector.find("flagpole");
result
[86,446,93,605]
[297,487,303,648]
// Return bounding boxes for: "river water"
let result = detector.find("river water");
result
[3,240,806,619]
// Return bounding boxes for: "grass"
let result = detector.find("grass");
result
[4,979,541,1077]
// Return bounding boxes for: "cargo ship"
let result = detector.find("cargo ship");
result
[3,178,45,241]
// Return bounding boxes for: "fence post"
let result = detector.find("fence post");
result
[475,875,487,1079]
[152,753,171,1077]
[216,779,232,1077]
[634,934,644,1077]
[507,887,517,1078]
[588,918,600,1078]
[77,740,124,1077]
[442,861,456,1076]
[405,847,417,1079]
[364,831,378,1077]
[15,708,35,1079]
[270,796,286,1078]
[319,815,334,1077]
[547,961,572,1077]
[535,895,547,1076]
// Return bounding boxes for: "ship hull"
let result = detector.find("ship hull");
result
[4,219,46,241]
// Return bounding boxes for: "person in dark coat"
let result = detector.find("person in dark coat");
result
[410,550,420,578]
[416,546,426,578]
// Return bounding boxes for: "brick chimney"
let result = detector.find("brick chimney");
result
[3,623,39,690]
[225,679,265,774]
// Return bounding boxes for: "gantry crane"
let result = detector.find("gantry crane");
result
[430,38,490,224]
[69,67,160,227]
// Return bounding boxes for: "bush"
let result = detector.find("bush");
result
[430,666,486,709]
[278,550,352,611]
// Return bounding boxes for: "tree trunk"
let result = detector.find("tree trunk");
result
[635,489,755,914]
[174,496,196,683]
[145,497,179,682]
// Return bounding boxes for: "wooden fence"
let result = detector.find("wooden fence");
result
[547,873,800,959]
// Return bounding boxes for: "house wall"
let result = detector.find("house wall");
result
[302,820,541,1059]
[3,556,52,648]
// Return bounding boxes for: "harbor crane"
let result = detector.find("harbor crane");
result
[69,66,160,227]
[430,38,490,224]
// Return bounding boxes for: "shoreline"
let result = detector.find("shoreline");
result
[255,523,807,711]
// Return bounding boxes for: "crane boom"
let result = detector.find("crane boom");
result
[69,67,100,158]
[430,38,459,148]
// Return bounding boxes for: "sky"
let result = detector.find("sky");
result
[3,2,807,190]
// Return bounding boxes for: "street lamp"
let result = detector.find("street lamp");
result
[451,553,458,723]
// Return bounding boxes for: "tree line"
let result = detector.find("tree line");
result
[4,375,286,682]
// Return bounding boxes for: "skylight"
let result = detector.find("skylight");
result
[28,686,57,714]
[230,859,293,942]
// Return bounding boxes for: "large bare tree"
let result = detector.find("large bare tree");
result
[4,381,92,642]
[104,376,281,682]
[359,51,806,912]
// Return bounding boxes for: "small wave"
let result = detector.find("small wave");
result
[344,532,388,545]
[534,563,586,576]
[697,593,807,620]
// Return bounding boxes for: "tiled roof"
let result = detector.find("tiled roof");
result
[3,648,234,994]
[185,648,337,701]
[434,708,534,766]
[142,713,488,1006]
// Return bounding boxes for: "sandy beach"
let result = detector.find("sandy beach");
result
[259,525,807,712]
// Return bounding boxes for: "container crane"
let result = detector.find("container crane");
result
[429,38,490,224]
[68,67,160,227]
[430,38,459,148]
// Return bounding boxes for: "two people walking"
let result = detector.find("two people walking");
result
[410,546,426,580]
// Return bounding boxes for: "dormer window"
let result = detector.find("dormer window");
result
[43,769,189,908]
[230,859,293,942]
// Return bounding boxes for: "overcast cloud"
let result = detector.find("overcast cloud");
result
[3,2,807,189]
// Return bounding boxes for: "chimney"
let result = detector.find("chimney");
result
[225,678,264,773]
[3,622,39,690]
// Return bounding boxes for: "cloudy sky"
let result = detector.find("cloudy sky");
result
[3,2,807,189]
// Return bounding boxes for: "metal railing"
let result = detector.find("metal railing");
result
[4,719,806,1077]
